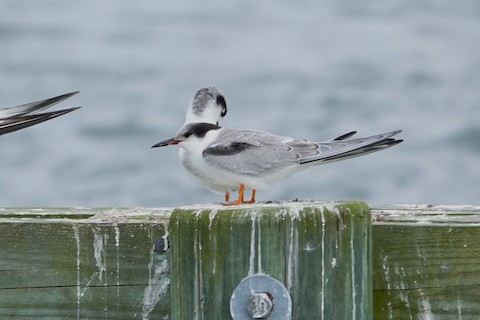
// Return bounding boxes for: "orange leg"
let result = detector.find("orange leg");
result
[223,185,257,205]
[233,184,246,205]
[243,189,256,204]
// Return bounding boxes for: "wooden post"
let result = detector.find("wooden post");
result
[169,201,372,319]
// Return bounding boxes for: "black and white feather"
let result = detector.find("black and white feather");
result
[0,92,81,136]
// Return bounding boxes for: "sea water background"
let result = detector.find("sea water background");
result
[0,0,479,208]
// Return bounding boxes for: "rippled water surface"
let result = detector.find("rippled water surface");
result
[1,0,479,207]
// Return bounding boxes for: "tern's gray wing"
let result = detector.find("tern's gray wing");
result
[0,92,78,119]
[202,129,320,177]
[202,129,402,176]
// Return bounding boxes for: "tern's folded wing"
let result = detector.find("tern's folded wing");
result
[201,129,312,177]
[202,129,403,176]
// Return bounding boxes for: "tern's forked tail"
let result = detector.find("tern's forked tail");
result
[299,130,403,165]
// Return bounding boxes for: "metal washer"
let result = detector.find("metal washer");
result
[230,273,292,319]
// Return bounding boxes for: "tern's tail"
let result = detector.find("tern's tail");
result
[299,130,403,165]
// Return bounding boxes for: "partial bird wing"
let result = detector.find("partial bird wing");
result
[0,92,80,136]
[300,130,402,165]
[202,128,402,177]
[0,107,81,136]
[331,131,356,141]
[0,91,78,118]
[202,129,318,177]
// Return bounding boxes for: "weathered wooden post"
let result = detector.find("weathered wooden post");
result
[169,201,372,319]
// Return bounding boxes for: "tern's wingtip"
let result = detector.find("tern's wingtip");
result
[58,91,80,99]
[57,106,82,115]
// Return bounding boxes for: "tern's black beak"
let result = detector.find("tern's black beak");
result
[151,138,179,148]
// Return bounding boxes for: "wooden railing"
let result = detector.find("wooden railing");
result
[1,203,478,319]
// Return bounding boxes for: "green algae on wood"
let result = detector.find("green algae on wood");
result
[169,201,372,320]
[0,208,171,319]
[372,205,480,320]
[4,204,480,319]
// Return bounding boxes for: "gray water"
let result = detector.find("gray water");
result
[1,0,479,208]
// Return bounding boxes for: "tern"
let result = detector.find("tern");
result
[152,121,402,205]
[184,86,227,125]
[0,92,81,136]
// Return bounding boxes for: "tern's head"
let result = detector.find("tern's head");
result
[184,86,227,125]
[151,123,221,149]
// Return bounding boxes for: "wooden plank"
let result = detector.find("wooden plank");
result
[5,204,478,319]
[0,208,171,319]
[372,205,480,320]
[169,201,372,320]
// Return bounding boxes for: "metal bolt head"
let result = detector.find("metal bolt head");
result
[154,237,169,253]
[246,292,273,319]
[230,274,291,320]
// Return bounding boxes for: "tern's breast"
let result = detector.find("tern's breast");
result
[179,148,212,180]
[179,149,198,176]
[178,148,234,193]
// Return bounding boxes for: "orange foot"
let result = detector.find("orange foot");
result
[223,184,257,206]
